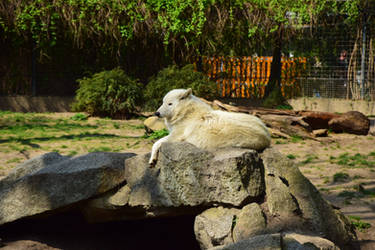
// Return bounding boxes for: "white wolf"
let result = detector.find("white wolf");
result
[149,88,271,165]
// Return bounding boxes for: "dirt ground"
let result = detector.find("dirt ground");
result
[273,133,375,250]
[0,112,375,249]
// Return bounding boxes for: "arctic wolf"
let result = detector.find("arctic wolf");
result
[149,88,271,165]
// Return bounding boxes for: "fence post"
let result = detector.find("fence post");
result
[360,10,367,99]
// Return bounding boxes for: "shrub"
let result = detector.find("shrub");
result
[144,64,219,111]
[72,68,142,118]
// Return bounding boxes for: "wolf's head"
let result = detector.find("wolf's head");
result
[154,88,192,120]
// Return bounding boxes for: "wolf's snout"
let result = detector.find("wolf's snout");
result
[154,112,161,117]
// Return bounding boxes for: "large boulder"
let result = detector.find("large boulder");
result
[262,148,356,248]
[0,152,135,225]
[0,143,357,250]
[194,147,356,250]
[82,142,264,221]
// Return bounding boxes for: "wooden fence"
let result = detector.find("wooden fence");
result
[198,56,306,99]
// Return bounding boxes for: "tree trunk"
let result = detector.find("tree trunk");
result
[263,26,286,108]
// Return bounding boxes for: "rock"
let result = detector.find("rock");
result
[1,240,59,250]
[195,203,267,249]
[195,147,356,250]
[261,148,356,249]
[232,203,266,242]
[143,116,166,133]
[0,143,357,250]
[210,233,340,250]
[194,206,239,249]
[312,129,328,137]
[210,234,282,250]
[328,111,370,135]
[0,152,135,225]
[265,167,300,216]
[83,142,264,222]
[283,233,340,250]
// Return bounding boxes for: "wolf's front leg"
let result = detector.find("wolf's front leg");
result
[149,135,170,167]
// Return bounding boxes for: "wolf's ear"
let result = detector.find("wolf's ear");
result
[180,88,192,100]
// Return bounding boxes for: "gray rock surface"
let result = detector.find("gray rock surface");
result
[194,206,239,249]
[195,147,356,250]
[83,142,264,221]
[0,143,357,250]
[232,203,266,242]
[262,147,356,249]
[0,152,135,225]
[210,233,340,250]
[210,234,282,250]
[283,233,340,250]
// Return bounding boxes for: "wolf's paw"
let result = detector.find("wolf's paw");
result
[149,158,157,168]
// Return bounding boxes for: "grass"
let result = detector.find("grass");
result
[5,157,23,164]
[0,111,151,172]
[275,140,288,145]
[290,135,303,143]
[348,215,372,232]
[300,154,319,165]
[287,154,297,159]
[329,152,375,168]
[70,113,89,121]
[143,129,169,140]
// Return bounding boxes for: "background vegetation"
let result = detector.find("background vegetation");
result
[1,0,374,102]
[144,64,218,111]
[72,67,142,118]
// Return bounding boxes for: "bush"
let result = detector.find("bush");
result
[144,64,219,111]
[72,68,142,118]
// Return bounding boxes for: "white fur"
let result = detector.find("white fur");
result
[149,88,271,165]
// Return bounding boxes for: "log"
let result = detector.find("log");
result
[201,99,370,137]
[298,111,340,130]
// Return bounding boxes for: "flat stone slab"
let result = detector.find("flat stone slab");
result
[0,152,135,225]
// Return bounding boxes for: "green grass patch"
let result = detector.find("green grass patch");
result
[88,146,112,152]
[68,150,78,156]
[1,112,147,160]
[329,152,375,168]
[287,154,296,159]
[6,157,23,164]
[290,135,303,143]
[300,154,318,165]
[275,104,293,110]
[143,129,169,140]
[348,215,371,232]
[70,113,89,121]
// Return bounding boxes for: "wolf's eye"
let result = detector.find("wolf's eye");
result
[168,103,172,106]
